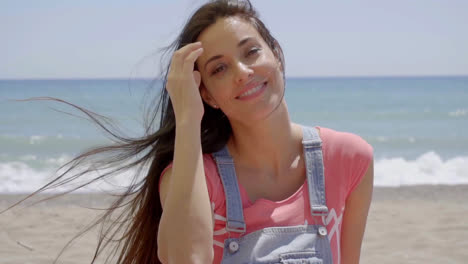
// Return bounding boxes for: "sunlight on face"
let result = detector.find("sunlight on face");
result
[196,16,284,124]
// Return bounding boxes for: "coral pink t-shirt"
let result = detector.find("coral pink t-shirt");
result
[160,126,373,264]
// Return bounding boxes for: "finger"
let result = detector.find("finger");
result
[171,42,203,70]
[183,47,204,73]
[193,71,201,88]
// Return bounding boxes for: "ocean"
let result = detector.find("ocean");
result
[1,77,467,193]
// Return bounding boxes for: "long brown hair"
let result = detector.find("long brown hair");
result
[6,1,285,263]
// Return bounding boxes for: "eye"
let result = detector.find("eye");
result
[247,47,261,56]
[211,64,226,75]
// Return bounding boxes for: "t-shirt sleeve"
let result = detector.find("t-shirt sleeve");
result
[319,127,373,200]
[341,133,373,198]
[158,154,221,207]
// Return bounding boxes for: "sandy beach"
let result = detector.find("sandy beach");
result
[1,185,467,264]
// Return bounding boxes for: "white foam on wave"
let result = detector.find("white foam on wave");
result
[0,162,52,193]
[0,157,141,193]
[29,135,46,145]
[1,151,468,193]
[376,136,388,142]
[374,151,468,186]
[44,155,73,166]
[449,108,468,117]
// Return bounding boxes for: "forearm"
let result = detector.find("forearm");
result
[340,161,374,264]
[158,121,214,263]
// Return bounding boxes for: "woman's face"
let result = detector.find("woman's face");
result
[196,16,284,124]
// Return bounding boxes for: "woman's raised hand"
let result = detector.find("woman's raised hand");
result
[166,42,205,125]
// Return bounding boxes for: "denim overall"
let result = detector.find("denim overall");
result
[212,126,333,264]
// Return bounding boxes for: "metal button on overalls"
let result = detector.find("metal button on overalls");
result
[318,226,327,237]
[229,241,239,253]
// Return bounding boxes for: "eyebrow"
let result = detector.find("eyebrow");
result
[203,37,253,71]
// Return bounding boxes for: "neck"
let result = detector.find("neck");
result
[227,101,303,179]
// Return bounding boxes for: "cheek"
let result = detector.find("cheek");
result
[206,81,232,101]
[262,62,282,83]
[256,53,280,75]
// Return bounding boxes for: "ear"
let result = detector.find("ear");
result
[199,81,218,108]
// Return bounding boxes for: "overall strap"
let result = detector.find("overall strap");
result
[212,146,246,233]
[302,126,329,216]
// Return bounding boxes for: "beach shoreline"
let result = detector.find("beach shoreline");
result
[1,185,468,263]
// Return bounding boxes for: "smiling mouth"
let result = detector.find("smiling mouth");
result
[236,82,267,99]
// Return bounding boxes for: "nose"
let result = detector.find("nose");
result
[234,61,253,85]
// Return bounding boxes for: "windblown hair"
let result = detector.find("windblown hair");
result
[8,1,285,263]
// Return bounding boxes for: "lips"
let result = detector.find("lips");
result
[235,80,267,99]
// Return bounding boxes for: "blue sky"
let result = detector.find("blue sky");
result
[1,0,467,79]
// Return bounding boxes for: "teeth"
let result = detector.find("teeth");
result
[239,83,264,98]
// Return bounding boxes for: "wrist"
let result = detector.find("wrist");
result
[175,119,201,133]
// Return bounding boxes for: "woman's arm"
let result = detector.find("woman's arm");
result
[158,122,214,264]
[340,160,374,264]
[157,42,213,264]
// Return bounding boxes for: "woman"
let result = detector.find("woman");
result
[158,0,373,263]
[13,0,373,263]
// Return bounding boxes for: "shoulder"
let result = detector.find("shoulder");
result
[315,126,373,198]
[316,126,373,160]
[159,153,223,205]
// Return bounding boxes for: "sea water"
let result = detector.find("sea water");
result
[1,77,467,192]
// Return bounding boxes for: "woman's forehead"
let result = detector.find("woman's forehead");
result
[197,17,261,50]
